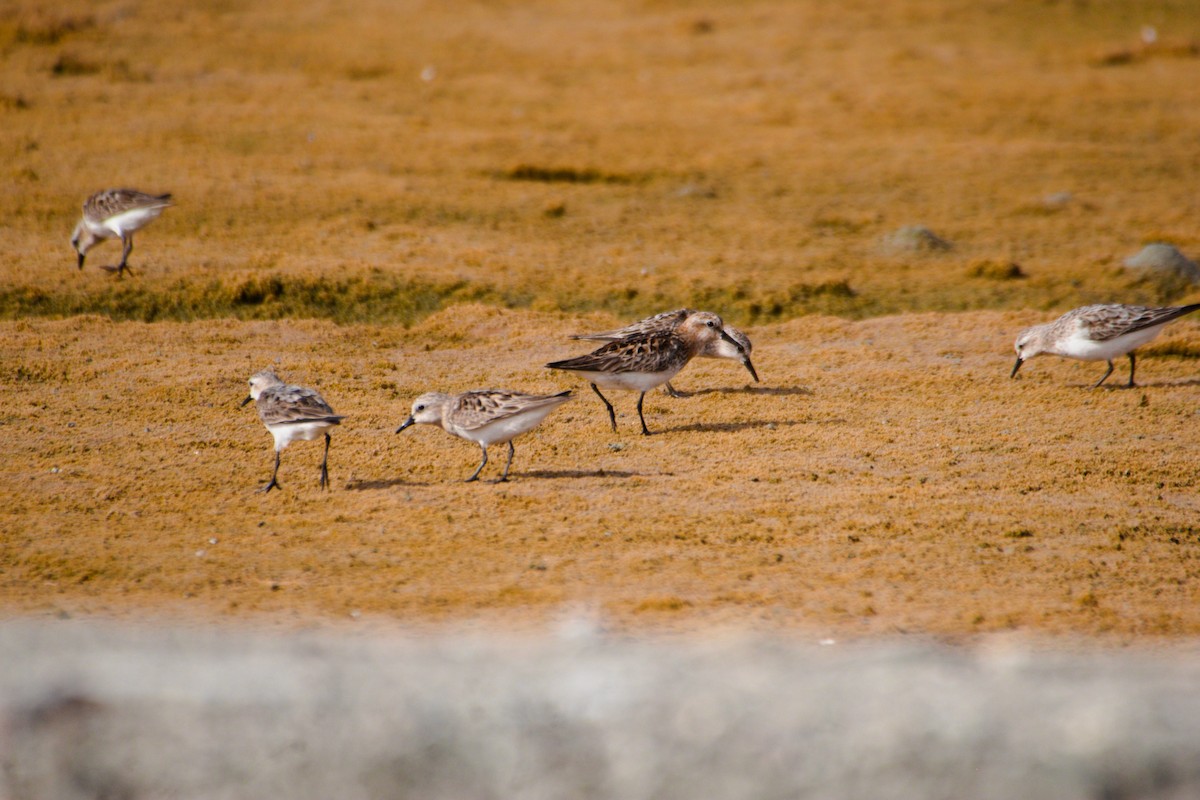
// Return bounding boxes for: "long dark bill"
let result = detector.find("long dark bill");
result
[719,329,742,350]
[741,355,760,383]
[720,329,760,382]
[395,416,416,434]
[240,395,253,407]
[1010,357,1024,378]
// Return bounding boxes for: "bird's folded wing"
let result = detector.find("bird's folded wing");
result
[548,333,688,374]
[259,386,341,425]
[452,390,569,430]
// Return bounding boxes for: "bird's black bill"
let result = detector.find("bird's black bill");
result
[742,356,760,383]
[1010,357,1023,379]
[76,253,85,270]
[719,329,742,351]
[396,417,416,434]
[240,395,253,407]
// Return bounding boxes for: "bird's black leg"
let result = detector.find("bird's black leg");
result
[637,391,652,436]
[117,236,134,278]
[466,444,488,482]
[319,433,331,490]
[496,441,515,483]
[664,381,684,398]
[1127,353,1137,388]
[591,383,617,431]
[1093,360,1115,388]
[259,451,282,493]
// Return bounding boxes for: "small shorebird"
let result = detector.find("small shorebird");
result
[571,308,758,396]
[548,310,741,434]
[71,188,172,277]
[397,389,573,482]
[241,369,344,493]
[1011,303,1200,387]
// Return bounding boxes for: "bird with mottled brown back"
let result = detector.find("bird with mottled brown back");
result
[71,188,172,277]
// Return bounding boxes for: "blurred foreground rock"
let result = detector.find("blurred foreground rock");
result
[2,621,1200,800]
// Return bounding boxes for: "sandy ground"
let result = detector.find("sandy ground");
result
[6,4,1200,794]
[4,306,1200,640]
[4,0,1200,320]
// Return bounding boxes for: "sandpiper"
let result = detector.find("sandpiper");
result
[71,188,172,277]
[548,310,740,434]
[1012,303,1200,387]
[571,309,758,396]
[241,369,344,493]
[397,389,573,482]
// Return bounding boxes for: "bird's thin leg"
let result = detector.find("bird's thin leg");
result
[591,383,617,431]
[1127,353,1137,388]
[637,391,652,436]
[496,441,515,483]
[259,451,282,493]
[117,236,134,278]
[319,433,331,490]
[664,381,684,398]
[1093,360,1115,388]
[466,444,488,482]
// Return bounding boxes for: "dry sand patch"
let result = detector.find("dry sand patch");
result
[3,0,1200,643]
[3,307,1199,639]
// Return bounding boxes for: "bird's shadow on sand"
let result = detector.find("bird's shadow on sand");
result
[518,469,637,480]
[344,478,432,491]
[668,385,814,398]
[660,418,810,435]
[344,470,637,489]
[1081,378,1200,390]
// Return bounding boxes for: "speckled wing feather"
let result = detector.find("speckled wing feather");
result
[1113,303,1200,337]
[84,189,173,223]
[570,309,692,341]
[548,331,691,374]
[257,385,343,425]
[450,390,571,431]
[1074,304,1200,341]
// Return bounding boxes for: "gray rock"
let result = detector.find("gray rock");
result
[1124,243,1200,284]
[880,225,953,255]
[1042,191,1074,209]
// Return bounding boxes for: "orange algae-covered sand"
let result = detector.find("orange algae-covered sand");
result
[4,308,1200,639]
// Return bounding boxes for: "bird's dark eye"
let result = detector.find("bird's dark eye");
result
[415,404,425,412]
[706,321,715,327]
